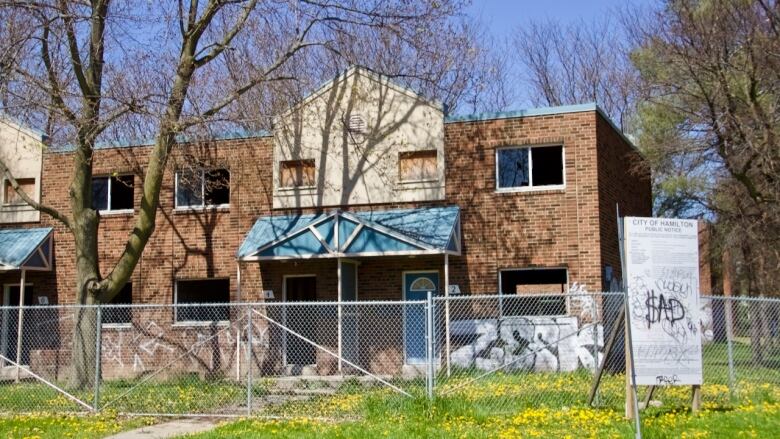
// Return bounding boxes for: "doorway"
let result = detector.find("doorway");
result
[1,284,34,366]
[284,275,317,366]
[403,271,439,364]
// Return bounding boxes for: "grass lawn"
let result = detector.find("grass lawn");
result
[0,341,778,438]
[0,411,155,438]
[182,365,780,439]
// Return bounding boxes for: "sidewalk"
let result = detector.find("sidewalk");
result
[105,418,218,439]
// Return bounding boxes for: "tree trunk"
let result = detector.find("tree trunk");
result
[70,207,101,389]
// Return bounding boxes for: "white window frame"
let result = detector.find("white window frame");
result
[174,169,231,210]
[93,174,134,214]
[497,267,570,317]
[495,144,566,193]
[173,278,231,326]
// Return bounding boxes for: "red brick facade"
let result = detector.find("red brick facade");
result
[0,108,651,306]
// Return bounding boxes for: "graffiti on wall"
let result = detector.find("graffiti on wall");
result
[450,284,604,373]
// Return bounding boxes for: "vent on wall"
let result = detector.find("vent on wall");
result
[346,114,367,144]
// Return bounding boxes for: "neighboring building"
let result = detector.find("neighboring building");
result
[0,66,651,375]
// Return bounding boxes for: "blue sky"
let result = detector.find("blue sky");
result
[467,0,626,35]
[465,0,630,109]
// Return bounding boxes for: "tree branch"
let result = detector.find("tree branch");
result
[0,159,72,230]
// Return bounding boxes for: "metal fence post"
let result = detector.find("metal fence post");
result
[724,297,737,398]
[426,291,434,400]
[93,305,102,412]
[246,305,253,415]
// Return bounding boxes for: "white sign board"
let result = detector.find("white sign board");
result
[624,217,702,386]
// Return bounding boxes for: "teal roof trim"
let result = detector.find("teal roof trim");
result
[0,227,53,269]
[51,129,272,153]
[446,102,639,152]
[238,206,460,260]
[445,103,598,123]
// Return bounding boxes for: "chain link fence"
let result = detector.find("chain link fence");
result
[0,293,778,418]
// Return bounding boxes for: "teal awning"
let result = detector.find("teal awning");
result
[0,227,54,271]
[238,207,461,261]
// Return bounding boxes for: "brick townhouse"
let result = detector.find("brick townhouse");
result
[0,66,650,374]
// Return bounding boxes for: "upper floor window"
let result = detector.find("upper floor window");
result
[3,178,35,206]
[280,159,315,188]
[175,169,230,208]
[399,150,437,182]
[92,175,134,212]
[496,145,564,191]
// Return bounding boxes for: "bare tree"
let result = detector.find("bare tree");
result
[0,0,469,388]
[513,17,640,131]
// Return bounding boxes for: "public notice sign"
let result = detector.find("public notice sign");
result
[624,217,703,386]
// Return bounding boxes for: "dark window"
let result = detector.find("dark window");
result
[497,146,563,189]
[92,177,109,211]
[176,169,229,208]
[103,283,132,325]
[205,169,230,205]
[175,279,230,322]
[111,175,134,210]
[531,146,564,186]
[92,175,134,211]
[500,268,567,316]
[497,148,529,189]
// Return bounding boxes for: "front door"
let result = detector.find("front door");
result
[285,276,317,366]
[403,272,439,364]
[1,285,34,366]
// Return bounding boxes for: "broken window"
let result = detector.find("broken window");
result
[103,283,132,326]
[497,145,563,190]
[399,150,438,182]
[92,175,134,211]
[175,168,230,208]
[499,268,568,316]
[280,159,315,188]
[175,278,230,322]
[3,178,35,205]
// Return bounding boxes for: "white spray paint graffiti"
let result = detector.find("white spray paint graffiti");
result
[450,284,604,372]
[100,319,271,375]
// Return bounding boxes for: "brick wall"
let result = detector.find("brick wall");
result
[0,109,651,305]
[594,114,653,287]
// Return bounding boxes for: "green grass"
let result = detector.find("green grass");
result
[182,370,780,438]
[0,375,245,414]
[0,411,155,438]
[1,342,779,438]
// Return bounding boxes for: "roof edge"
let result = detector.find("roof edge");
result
[50,129,272,154]
[446,102,639,152]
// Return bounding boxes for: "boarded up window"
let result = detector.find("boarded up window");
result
[3,178,35,205]
[399,150,438,181]
[280,160,315,188]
